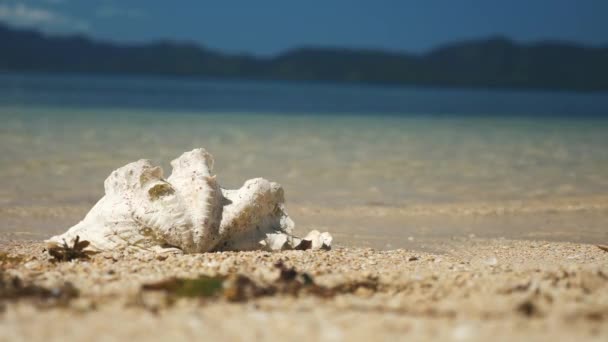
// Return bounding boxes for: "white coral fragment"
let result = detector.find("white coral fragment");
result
[302,230,333,250]
[47,148,332,253]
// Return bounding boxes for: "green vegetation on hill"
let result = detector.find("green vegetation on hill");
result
[1,24,607,91]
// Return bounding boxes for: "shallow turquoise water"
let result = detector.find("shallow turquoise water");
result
[2,106,608,207]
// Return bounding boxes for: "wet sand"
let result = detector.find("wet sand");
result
[1,238,607,341]
[3,194,608,250]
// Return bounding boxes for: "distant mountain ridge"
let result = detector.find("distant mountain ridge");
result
[1,24,607,91]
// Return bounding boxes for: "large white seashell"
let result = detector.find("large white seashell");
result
[216,178,295,251]
[165,148,224,252]
[47,148,332,253]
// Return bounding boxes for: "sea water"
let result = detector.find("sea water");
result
[1,73,608,249]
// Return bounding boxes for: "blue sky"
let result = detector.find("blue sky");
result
[0,0,606,55]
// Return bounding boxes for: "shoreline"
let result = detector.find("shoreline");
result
[3,194,608,251]
[1,238,607,341]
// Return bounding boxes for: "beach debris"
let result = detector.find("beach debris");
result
[0,272,79,307]
[498,280,534,295]
[140,261,378,304]
[0,252,24,268]
[483,257,498,266]
[294,239,313,251]
[262,230,333,251]
[597,245,608,253]
[46,236,95,262]
[300,230,333,250]
[47,148,332,253]
[142,275,224,298]
[516,299,541,317]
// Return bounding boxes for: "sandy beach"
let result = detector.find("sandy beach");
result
[1,238,607,341]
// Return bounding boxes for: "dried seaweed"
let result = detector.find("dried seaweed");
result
[223,275,277,302]
[47,235,96,262]
[272,261,378,298]
[141,261,380,304]
[142,276,224,298]
[597,245,608,253]
[516,299,541,317]
[0,272,79,307]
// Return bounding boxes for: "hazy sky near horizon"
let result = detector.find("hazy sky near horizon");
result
[0,0,606,55]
